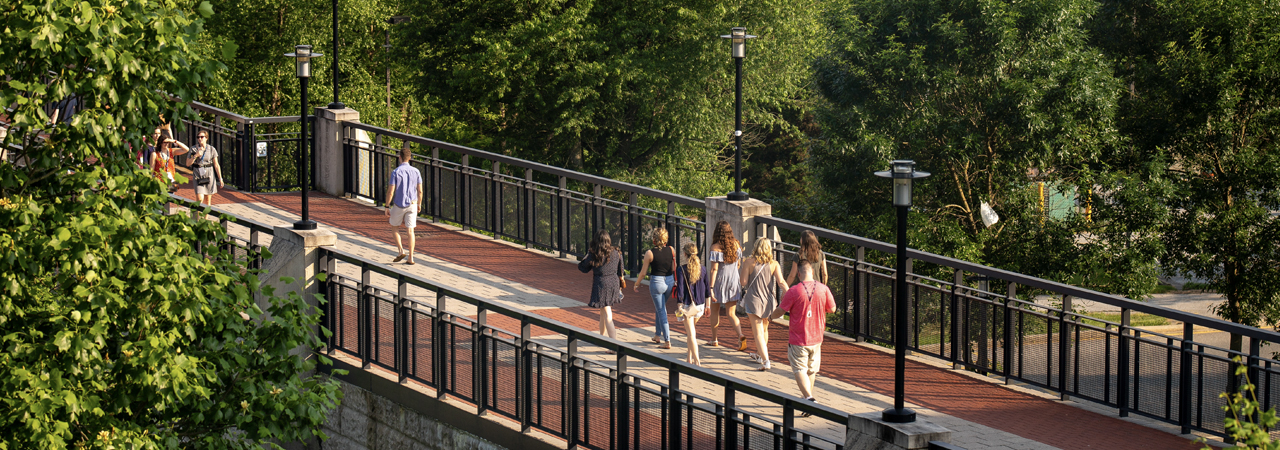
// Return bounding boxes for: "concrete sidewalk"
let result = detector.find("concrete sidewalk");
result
[178,186,1206,450]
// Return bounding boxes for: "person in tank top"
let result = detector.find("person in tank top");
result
[738,237,788,371]
[633,227,676,348]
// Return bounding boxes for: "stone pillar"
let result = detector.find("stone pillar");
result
[845,413,952,450]
[263,226,338,317]
[704,196,772,257]
[313,107,360,198]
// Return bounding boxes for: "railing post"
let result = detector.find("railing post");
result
[724,384,738,450]
[435,288,449,399]
[627,191,637,274]
[475,306,488,415]
[565,331,580,447]
[951,269,963,367]
[397,274,408,383]
[374,134,384,203]
[855,246,866,339]
[1059,295,1072,399]
[782,399,796,450]
[431,147,441,222]
[667,201,678,264]
[461,154,471,231]
[668,364,682,450]
[519,317,533,432]
[491,161,501,237]
[615,349,630,450]
[524,168,534,249]
[1118,308,1131,417]
[1179,322,1193,433]
[1004,282,1016,383]
[558,176,568,258]
[360,262,372,369]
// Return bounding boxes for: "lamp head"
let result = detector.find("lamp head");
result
[720,27,757,58]
[285,45,324,78]
[874,159,930,207]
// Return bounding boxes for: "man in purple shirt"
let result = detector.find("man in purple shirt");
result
[385,146,423,264]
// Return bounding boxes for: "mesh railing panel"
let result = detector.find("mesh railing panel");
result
[407,308,435,386]
[486,338,520,420]
[500,181,522,239]
[576,368,614,450]
[531,353,566,437]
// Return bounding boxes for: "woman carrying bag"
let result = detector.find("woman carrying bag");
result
[674,243,710,366]
[578,229,625,348]
[188,130,224,206]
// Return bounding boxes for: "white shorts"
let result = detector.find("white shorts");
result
[788,344,822,376]
[389,205,417,228]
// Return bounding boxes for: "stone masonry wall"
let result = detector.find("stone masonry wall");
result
[303,379,506,450]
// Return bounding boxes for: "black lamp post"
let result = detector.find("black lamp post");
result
[720,27,756,201]
[874,159,930,423]
[287,45,321,231]
[327,0,345,109]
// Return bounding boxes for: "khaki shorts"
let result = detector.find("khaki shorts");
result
[788,344,821,376]
[389,205,417,228]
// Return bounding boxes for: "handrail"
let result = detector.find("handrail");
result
[318,245,847,424]
[343,121,704,208]
[757,214,1280,343]
[190,101,249,124]
[167,194,276,236]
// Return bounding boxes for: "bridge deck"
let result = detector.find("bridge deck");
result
[175,185,1205,450]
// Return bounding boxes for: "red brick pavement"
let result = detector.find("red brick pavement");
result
[185,187,1201,450]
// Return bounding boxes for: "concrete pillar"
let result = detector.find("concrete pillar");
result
[313,107,360,198]
[846,412,952,450]
[262,226,338,319]
[704,196,772,257]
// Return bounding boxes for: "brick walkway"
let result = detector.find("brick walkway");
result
[178,186,1205,450]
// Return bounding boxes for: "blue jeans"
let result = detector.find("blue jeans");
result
[649,275,674,342]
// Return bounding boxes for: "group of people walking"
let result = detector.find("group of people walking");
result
[139,125,224,206]
[579,221,837,405]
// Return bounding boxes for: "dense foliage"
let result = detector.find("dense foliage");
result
[0,0,341,447]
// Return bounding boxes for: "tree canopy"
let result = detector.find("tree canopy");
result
[0,0,340,447]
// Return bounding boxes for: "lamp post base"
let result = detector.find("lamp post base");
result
[726,191,750,201]
[293,220,319,231]
[326,102,346,110]
[881,407,916,423]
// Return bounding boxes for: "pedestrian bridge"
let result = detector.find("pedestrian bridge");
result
[163,101,1280,449]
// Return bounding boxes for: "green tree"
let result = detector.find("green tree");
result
[0,1,341,448]
[395,0,822,200]
[809,0,1164,296]
[1105,0,1280,345]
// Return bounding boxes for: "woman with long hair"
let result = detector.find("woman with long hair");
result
[707,221,746,349]
[150,128,188,192]
[578,229,625,344]
[633,227,676,348]
[674,242,710,365]
[786,230,829,286]
[738,237,788,370]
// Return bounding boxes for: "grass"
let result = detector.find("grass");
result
[1151,284,1177,294]
[1080,311,1170,328]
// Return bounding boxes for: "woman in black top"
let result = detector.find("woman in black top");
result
[578,229,624,341]
[633,227,676,349]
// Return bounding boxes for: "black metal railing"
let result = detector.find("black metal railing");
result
[758,215,1280,440]
[340,122,705,275]
[178,102,312,193]
[166,194,276,269]
[319,246,849,450]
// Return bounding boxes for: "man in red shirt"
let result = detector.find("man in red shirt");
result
[770,260,837,407]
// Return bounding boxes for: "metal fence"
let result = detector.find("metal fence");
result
[166,194,275,269]
[178,102,311,193]
[757,215,1280,440]
[319,246,850,450]
[339,122,705,275]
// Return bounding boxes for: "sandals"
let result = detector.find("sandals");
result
[738,336,749,352]
[651,335,662,344]
[392,253,406,263]
[707,340,719,347]
[750,352,771,371]
[659,342,671,350]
